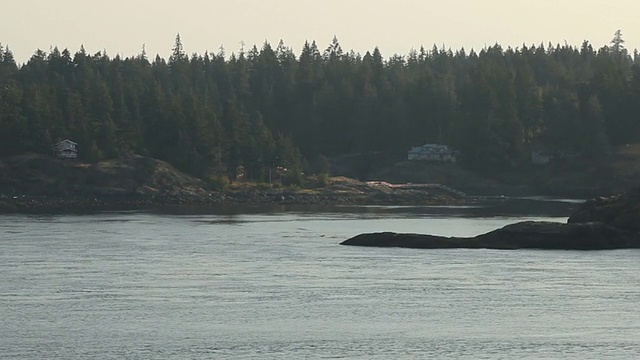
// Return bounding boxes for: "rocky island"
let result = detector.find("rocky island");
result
[341,187,640,250]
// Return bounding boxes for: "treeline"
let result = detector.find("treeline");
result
[1,31,639,180]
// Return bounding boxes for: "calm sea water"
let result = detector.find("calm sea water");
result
[1,204,639,359]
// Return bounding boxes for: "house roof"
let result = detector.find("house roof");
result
[409,144,454,154]
[56,139,77,145]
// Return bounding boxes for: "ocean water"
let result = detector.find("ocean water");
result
[1,206,639,359]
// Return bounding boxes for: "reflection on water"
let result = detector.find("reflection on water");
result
[510,196,586,204]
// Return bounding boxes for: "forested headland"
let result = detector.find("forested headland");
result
[1,31,639,184]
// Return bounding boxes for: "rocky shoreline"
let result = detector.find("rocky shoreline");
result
[341,187,640,250]
[0,188,461,213]
[0,194,342,213]
[0,154,465,213]
[341,221,640,250]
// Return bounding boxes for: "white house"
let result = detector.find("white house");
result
[408,144,457,162]
[54,139,78,159]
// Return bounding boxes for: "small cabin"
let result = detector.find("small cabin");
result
[408,144,457,162]
[54,139,78,159]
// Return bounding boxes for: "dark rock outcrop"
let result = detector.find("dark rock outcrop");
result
[343,185,640,250]
[473,221,639,250]
[568,186,640,232]
[341,221,640,250]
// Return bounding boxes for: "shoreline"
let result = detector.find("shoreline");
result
[0,154,624,215]
[0,191,464,214]
[0,191,584,217]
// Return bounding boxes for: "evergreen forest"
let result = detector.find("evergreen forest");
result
[1,31,639,182]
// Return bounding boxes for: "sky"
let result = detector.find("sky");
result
[2,0,640,63]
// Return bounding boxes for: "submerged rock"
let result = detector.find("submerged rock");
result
[341,221,640,250]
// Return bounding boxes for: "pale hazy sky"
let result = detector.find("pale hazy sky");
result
[2,0,639,63]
